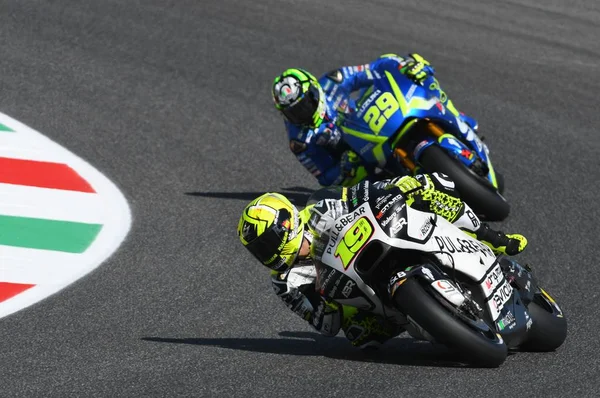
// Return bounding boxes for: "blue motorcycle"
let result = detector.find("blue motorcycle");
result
[339,66,508,221]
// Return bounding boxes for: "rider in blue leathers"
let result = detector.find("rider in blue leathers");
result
[272,54,479,187]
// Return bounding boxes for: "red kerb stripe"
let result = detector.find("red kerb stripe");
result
[0,282,35,303]
[0,157,95,193]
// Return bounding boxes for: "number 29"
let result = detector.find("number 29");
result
[363,92,399,135]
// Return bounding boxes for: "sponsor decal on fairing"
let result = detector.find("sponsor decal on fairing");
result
[486,279,513,321]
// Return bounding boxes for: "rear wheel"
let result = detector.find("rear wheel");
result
[393,278,507,367]
[520,291,567,351]
[418,144,510,221]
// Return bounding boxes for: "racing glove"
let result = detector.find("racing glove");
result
[311,299,343,337]
[391,174,422,195]
[315,123,342,149]
[401,53,432,85]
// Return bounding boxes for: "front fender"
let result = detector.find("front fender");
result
[414,133,500,190]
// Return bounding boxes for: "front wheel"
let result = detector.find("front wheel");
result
[393,278,507,367]
[418,144,510,221]
[520,290,567,351]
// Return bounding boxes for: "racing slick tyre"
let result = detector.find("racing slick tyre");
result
[393,278,507,368]
[520,291,567,352]
[418,144,509,221]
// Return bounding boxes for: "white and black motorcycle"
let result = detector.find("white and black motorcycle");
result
[311,183,567,367]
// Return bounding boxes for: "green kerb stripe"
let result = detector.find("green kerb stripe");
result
[0,215,102,253]
[0,123,14,132]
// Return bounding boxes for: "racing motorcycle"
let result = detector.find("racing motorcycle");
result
[312,183,567,367]
[338,66,508,221]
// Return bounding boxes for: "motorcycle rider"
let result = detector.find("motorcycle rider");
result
[272,53,479,187]
[237,172,527,349]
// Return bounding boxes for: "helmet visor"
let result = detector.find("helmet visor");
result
[245,209,291,270]
[281,86,319,126]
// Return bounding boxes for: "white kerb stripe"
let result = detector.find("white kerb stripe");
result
[0,183,106,224]
[0,246,83,285]
[0,124,75,164]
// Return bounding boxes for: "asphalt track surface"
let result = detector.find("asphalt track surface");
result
[1,0,600,397]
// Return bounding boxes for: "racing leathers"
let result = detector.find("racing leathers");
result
[286,54,479,187]
[270,173,527,349]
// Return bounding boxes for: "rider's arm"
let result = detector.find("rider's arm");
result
[328,53,436,92]
[375,53,436,83]
[286,122,340,186]
[310,123,368,186]
[324,64,376,93]
[287,122,367,187]
[377,172,475,226]
[270,267,342,336]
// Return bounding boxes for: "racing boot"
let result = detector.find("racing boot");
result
[465,223,528,255]
[341,306,403,350]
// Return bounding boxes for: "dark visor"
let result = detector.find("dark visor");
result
[245,209,291,267]
[282,85,319,126]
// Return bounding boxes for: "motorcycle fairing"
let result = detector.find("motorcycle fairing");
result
[340,66,499,188]
[316,196,529,343]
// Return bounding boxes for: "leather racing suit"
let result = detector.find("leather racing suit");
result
[285,54,479,187]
